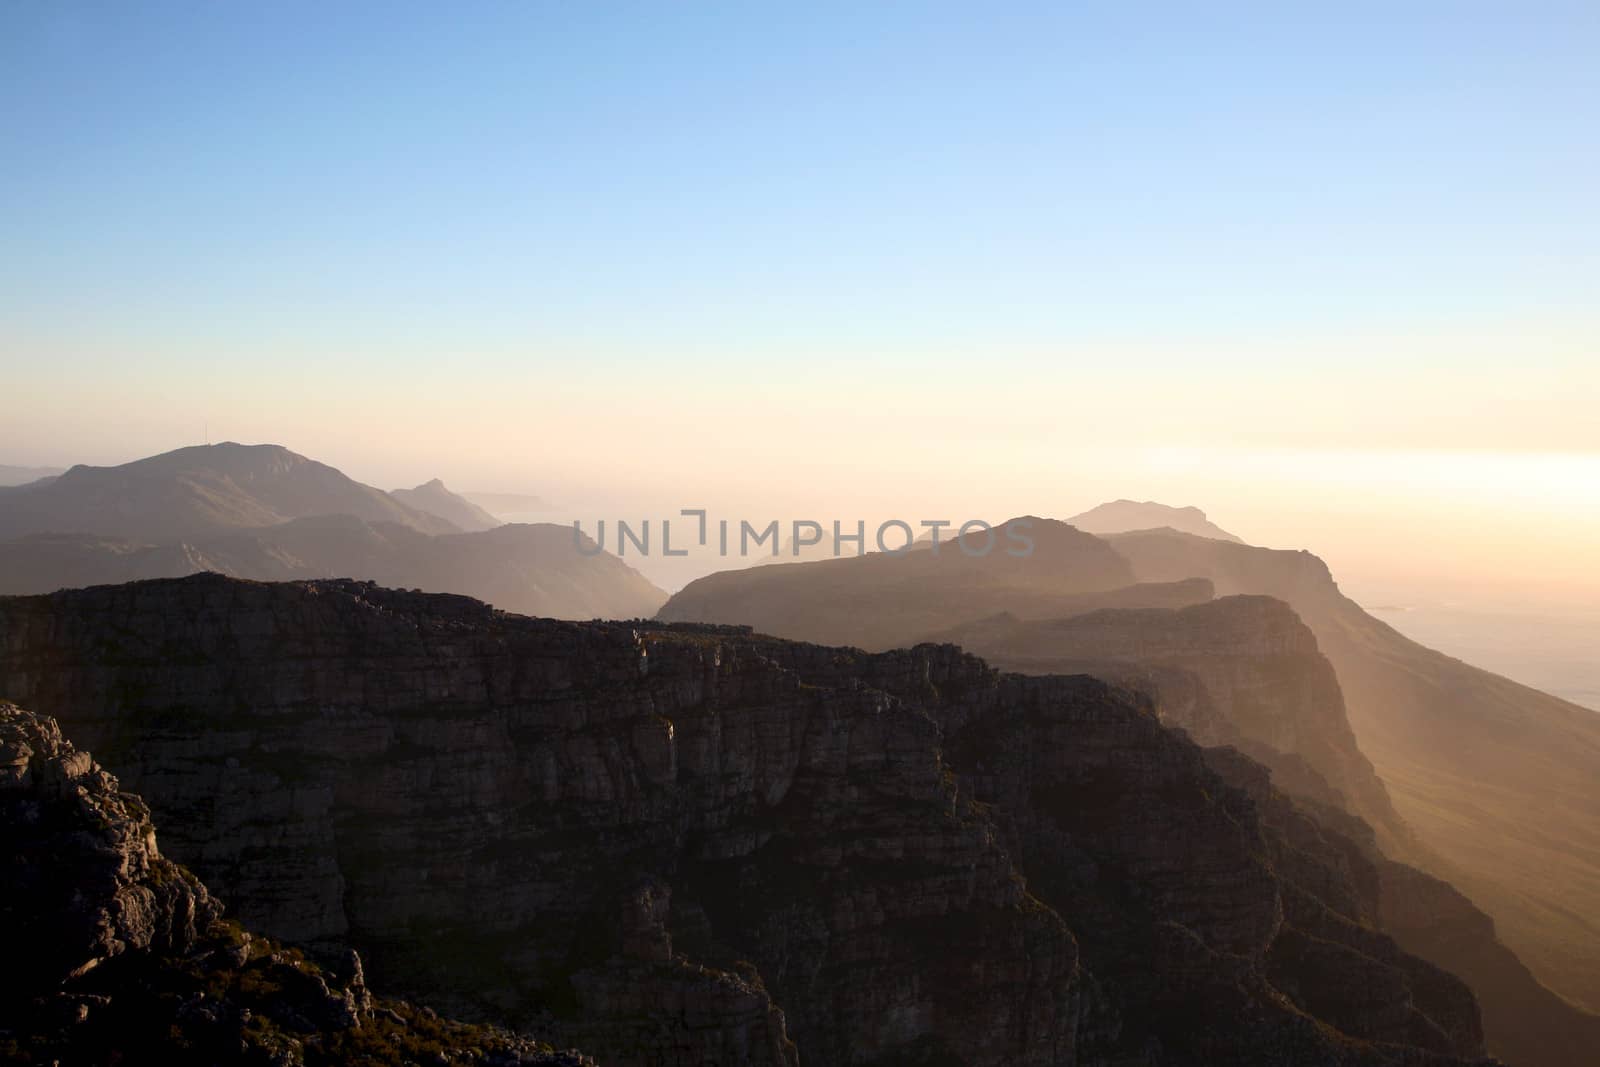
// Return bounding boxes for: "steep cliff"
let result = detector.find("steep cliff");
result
[1105,528,1600,1018]
[0,701,590,1066]
[0,576,1500,1065]
[926,595,1409,855]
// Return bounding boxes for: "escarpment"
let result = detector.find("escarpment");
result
[0,576,1502,1065]
[927,596,1410,855]
[1104,527,1600,1019]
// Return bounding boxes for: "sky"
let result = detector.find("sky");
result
[2,2,1598,604]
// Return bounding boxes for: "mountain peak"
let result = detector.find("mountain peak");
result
[1067,500,1244,543]
[0,442,457,541]
[390,478,501,533]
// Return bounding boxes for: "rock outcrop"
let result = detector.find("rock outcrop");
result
[0,702,220,998]
[0,701,590,1066]
[0,575,1502,1065]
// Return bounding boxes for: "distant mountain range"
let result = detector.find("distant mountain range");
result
[0,443,665,619]
[0,443,456,541]
[5,451,1597,1062]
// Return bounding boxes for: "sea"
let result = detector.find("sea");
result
[1365,602,1600,712]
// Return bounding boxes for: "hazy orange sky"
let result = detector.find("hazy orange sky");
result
[6,321,1598,606]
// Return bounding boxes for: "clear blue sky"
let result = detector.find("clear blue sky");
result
[3,1,1596,361]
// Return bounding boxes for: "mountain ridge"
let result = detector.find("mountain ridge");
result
[0,443,667,619]
[1103,527,1600,1016]
[0,442,458,541]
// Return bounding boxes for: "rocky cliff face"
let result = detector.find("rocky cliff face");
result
[0,576,1501,1065]
[1104,530,1600,1018]
[928,595,1410,855]
[0,701,590,1066]
[0,702,220,999]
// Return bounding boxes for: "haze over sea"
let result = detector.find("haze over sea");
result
[1361,602,1600,713]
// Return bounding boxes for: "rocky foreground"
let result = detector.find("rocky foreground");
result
[0,702,590,1065]
[0,575,1506,1065]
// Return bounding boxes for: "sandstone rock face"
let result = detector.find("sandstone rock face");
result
[0,701,593,1066]
[929,595,1410,854]
[0,700,220,999]
[0,576,1501,1065]
[1104,528,1600,1064]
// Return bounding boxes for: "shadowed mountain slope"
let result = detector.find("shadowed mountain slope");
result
[391,478,503,532]
[0,442,458,541]
[0,575,1504,1066]
[928,596,1600,1066]
[927,595,1406,850]
[1105,528,1600,1017]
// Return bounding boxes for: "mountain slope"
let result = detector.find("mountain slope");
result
[0,517,667,620]
[1105,528,1600,1015]
[1068,499,1245,542]
[927,595,1408,851]
[658,516,1141,648]
[390,478,503,532]
[0,442,457,541]
[0,533,215,593]
[0,575,1504,1066]
[928,594,1600,1066]
[0,442,665,619]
